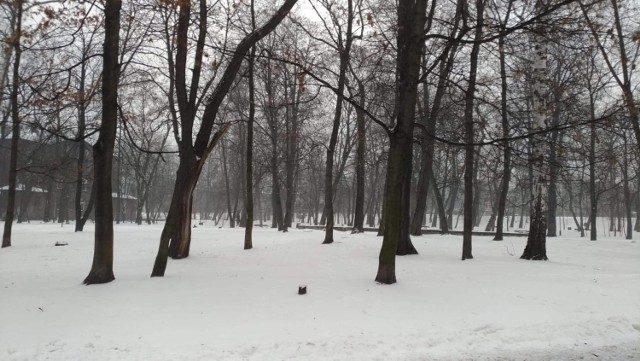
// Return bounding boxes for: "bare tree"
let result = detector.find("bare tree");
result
[83,0,121,284]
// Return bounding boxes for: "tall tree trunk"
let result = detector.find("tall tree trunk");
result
[283,67,301,231]
[152,157,202,276]
[635,175,640,232]
[410,5,462,236]
[150,0,297,277]
[1,0,22,248]
[588,82,598,241]
[221,139,234,228]
[462,0,484,261]
[397,143,418,255]
[270,149,284,230]
[75,60,88,232]
[323,0,354,244]
[493,3,513,240]
[244,4,256,249]
[352,81,366,233]
[621,137,632,239]
[83,0,121,284]
[375,0,427,284]
[522,0,549,261]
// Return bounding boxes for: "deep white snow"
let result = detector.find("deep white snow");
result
[1,222,639,360]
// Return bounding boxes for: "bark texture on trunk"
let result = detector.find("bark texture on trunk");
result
[244,5,256,248]
[493,2,513,241]
[151,0,296,277]
[396,145,418,256]
[2,0,22,248]
[462,0,484,260]
[83,0,121,284]
[323,0,354,244]
[352,81,366,233]
[375,0,427,284]
[521,0,549,261]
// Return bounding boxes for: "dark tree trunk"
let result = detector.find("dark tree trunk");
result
[566,179,583,235]
[77,181,96,231]
[447,168,460,227]
[221,139,235,228]
[83,0,121,284]
[323,0,354,244]
[518,199,525,229]
[431,172,449,232]
[621,138,632,240]
[589,86,597,241]
[244,5,256,249]
[167,163,203,259]
[493,4,513,241]
[375,0,427,284]
[462,0,484,261]
[397,144,418,255]
[522,188,548,260]
[410,9,461,236]
[74,60,88,232]
[58,183,70,224]
[352,81,366,233]
[17,182,33,223]
[270,152,284,230]
[2,0,22,248]
[151,0,298,277]
[43,178,55,222]
[283,67,301,231]
[152,158,202,276]
[377,200,385,236]
[411,143,431,236]
[635,175,640,232]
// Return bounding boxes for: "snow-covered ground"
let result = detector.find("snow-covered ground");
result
[1,222,639,360]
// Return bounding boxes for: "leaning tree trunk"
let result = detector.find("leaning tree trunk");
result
[167,160,202,259]
[150,0,297,277]
[151,158,201,276]
[323,0,354,244]
[83,0,121,284]
[521,0,549,261]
